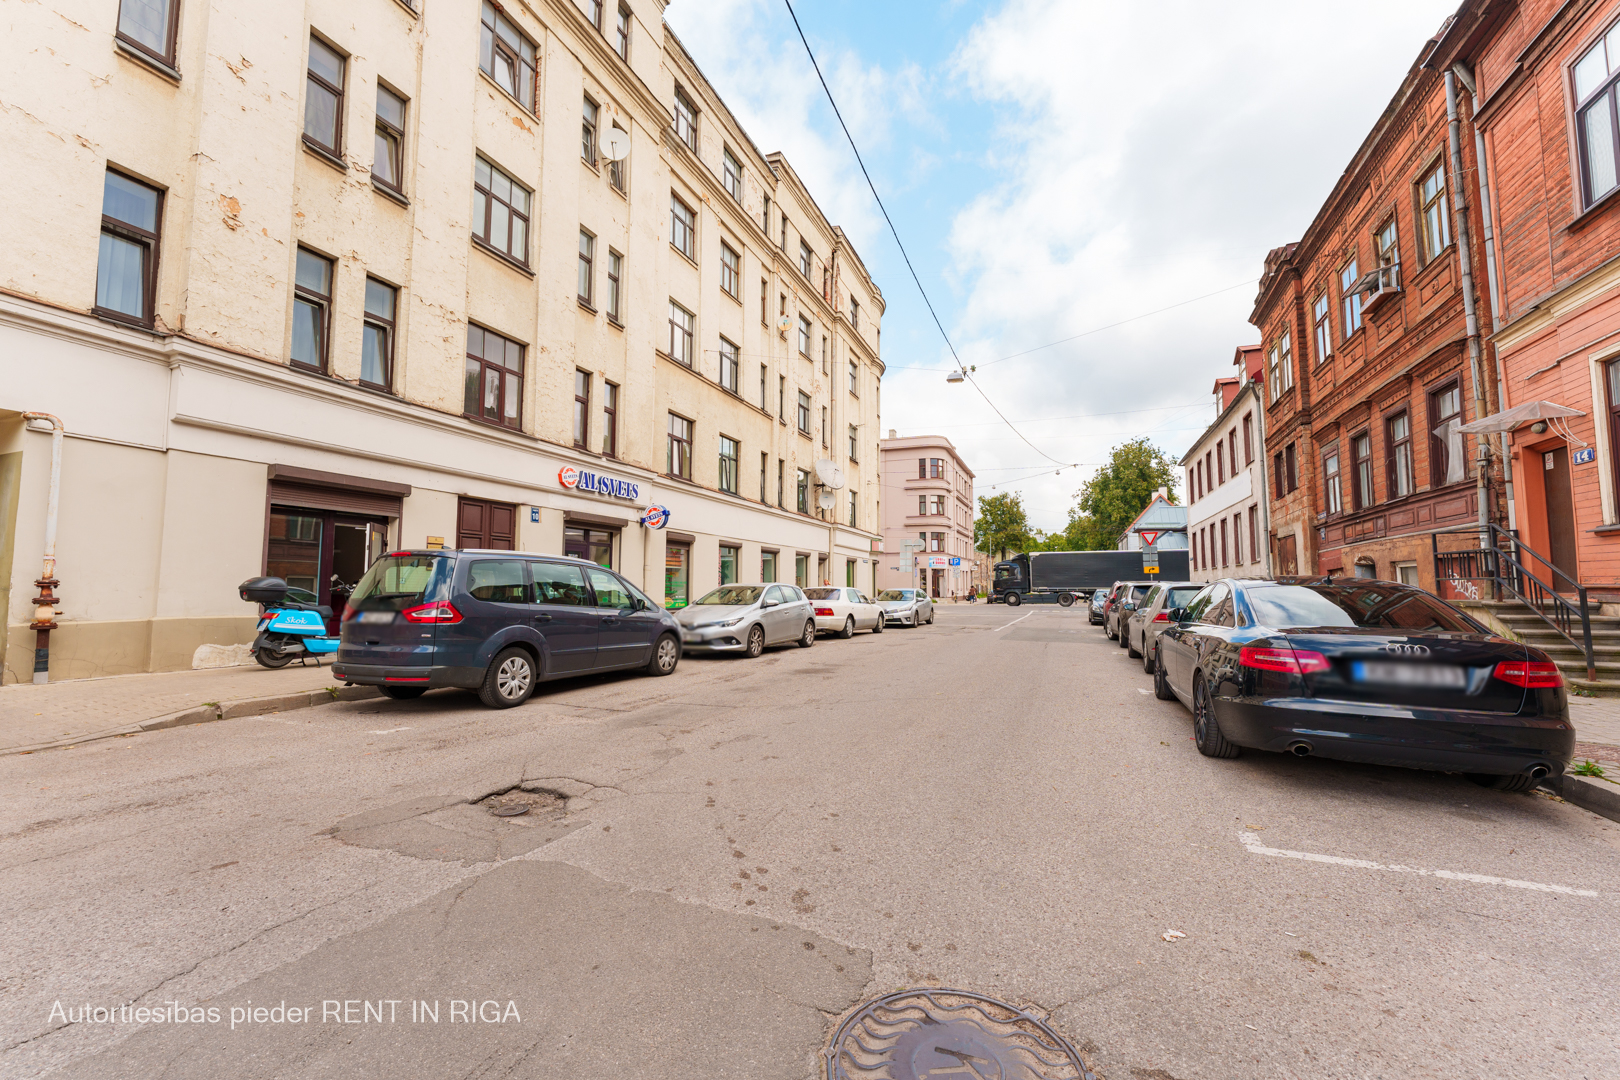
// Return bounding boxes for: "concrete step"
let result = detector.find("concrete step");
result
[1496,613,1620,629]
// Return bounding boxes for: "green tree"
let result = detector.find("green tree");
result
[974,492,1032,560]
[1071,438,1180,549]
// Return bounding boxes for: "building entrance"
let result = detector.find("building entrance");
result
[1541,446,1578,581]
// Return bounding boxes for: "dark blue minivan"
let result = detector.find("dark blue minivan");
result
[332,550,682,708]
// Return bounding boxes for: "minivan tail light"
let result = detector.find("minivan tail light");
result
[339,604,355,623]
[1240,646,1330,675]
[1493,660,1563,688]
[402,602,462,624]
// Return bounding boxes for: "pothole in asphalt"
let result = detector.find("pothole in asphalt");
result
[328,788,582,865]
[476,788,565,818]
[826,988,1095,1080]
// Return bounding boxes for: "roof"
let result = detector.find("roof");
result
[1123,495,1189,534]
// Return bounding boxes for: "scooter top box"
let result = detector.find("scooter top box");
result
[239,577,290,605]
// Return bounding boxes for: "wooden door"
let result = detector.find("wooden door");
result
[1276,533,1298,576]
[1542,448,1578,582]
[457,497,516,550]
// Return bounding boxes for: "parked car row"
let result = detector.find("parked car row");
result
[1097,575,1574,791]
[316,549,932,711]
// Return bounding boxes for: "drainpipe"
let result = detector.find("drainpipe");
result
[1453,61,1516,534]
[20,413,63,684]
[1445,70,1492,551]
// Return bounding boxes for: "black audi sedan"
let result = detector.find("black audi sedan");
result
[1153,577,1572,790]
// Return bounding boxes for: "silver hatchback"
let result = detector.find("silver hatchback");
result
[875,588,934,627]
[1124,581,1203,671]
[673,584,816,658]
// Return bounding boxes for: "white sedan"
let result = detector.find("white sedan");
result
[804,587,885,638]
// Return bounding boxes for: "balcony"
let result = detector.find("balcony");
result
[1354,263,1401,316]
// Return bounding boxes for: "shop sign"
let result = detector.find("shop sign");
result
[915,555,953,569]
[640,505,672,530]
[558,464,640,501]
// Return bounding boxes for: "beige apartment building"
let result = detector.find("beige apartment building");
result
[0,0,884,683]
[1182,347,1271,584]
[877,433,977,598]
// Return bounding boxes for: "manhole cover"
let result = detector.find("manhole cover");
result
[491,804,529,817]
[826,988,1093,1080]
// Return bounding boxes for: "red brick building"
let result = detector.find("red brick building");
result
[1251,5,1506,588]
[1464,0,1620,589]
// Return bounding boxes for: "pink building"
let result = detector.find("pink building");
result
[878,433,978,597]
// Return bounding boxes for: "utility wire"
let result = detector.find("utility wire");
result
[781,0,1076,472]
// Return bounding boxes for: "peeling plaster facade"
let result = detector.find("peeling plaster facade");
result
[0,0,885,682]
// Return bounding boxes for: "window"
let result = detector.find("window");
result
[1232,513,1243,565]
[582,0,604,29]
[760,279,769,326]
[930,533,945,552]
[1271,453,1282,499]
[1313,293,1330,363]
[780,215,789,251]
[719,337,740,394]
[822,335,829,374]
[797,469,810,513]
[473,157,531,265]
[760,364,768,409]
[668,301,694,366]
[778,459,785,507]
[291,247,333,372]
[360,277,396,390]
[918,458,927,480]
[1267,344,1281,402]
[719,546,738,585]
[670,194,695,260]
[673,87,697,151]
[1249,507,1259,563]
[607,125,627,192]
[798,315,812,355]
[480,2,536,111]
[1419,163,1450,262]
[464,325,524,429]
[795,553,808,587]
[849,359,859,395]
[1228,429,1238,477]
[467,559,528,604]
[1220,519,1229,567]
[1352,432,1373,509]
[1217,443,1225,484]
[362,90,407,198]
[797,390,811,434]
[667,413,692,478]
[1285,443,1297,494]
[760,453,769,502]
[930,495,945,515]
[1375,217,1399,277]
[761,549,777,582]
[848,425,859,462]
[930,458,944,479]
[303,36,345,159]
[1243,413,1254,464]
[117,0,180,68]
[1575,28,1620,204]
[582,96,599,163]
[95,170,162,327]
[779,375,786,419]
[577,230,595,305]
[850,297,860,330]
[606,250,622,323]
[573,369,590,447]
[1430,383,1464,486]
[1323,446,1342,514]
[1340,258,1362,338]
[723,148,742,203]
[799,239,813,277]
[849,492,858,528]
[1279,330,1293,393]
[819,406,827,445]
[1387,412,1413,499]
[601,381,618,457]
[719,435,739,495]
[918,495,927,515]
[720,242,740,299]
[615,5,631,60]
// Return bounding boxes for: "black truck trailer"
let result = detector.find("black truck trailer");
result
[990,550,1190,606]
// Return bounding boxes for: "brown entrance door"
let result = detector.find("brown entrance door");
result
[458,498,516,550]
[1276,533,1298,576]
[1542,447,1579,582]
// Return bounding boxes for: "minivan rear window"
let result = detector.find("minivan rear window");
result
[348,555,451,612]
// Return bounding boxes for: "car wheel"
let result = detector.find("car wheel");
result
[1005,592,1021,608]
[1142,641,1155,674]
[744,625,765,658]
[646,633,680,676]
[1154,652,1175,700]
[1105,620,1116,640]
[872,616,884,634]
[1467,772,1541,792]
[839,616,855,639]
[1058,592,1074,608]
[926,610,934,625]
[1126,630,1140,659]
[1118,625,1130,649]
[380,686,427,700]
[478,647,536,709]
[798,619,816,648]
[1192,674,1240,758]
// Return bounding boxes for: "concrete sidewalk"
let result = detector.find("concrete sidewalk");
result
[0,663,362,754]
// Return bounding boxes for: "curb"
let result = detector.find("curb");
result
[5,684,382,756]
[1539,772,1620,823]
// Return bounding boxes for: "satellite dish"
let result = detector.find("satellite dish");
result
[603,127,631,162]
[814,459,845,490]
[777,315,793,334]
[817,489,836,511]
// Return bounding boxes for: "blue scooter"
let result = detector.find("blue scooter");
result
[239,577,343,669]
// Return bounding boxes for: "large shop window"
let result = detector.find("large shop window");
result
[665,543,690,609]
[457,497,516,550]
[566,526,613,568]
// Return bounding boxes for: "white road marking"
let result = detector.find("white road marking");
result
[994,612,1036,631]
[367,727,412,735]
[1237,830,1597,896]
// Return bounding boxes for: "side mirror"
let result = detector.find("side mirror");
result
[761,599,778,610]
[1168,607,1187,624]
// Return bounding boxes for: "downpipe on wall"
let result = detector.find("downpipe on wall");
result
[20,413,63,684]
[1444,70,1491,551]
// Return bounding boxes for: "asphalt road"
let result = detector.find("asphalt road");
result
[2,604,1617,1079]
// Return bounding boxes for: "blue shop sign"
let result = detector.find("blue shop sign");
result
[558,464,640,501]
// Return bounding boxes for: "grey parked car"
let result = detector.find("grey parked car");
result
[1105,581,1155,642]
[875,588,934,627]
[674,584,816,657]
[1124,581,1203,669]
[1088,588,1108,625]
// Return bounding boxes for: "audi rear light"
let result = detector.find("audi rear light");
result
[402,602,462,624]
[1493,660,1563,688]
[814,607,835,617]
[1240,645,1330,675]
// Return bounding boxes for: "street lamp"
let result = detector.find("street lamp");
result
[945,364,974,384]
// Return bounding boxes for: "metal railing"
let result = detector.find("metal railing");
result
[1433,523,1596,681]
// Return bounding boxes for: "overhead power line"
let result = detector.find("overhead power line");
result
[780,0,1076,473]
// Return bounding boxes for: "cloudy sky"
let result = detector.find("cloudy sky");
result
[666,0,1463,532]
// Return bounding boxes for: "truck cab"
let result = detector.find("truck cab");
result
[992,556,1027,603]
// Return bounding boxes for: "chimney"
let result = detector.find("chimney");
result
[887,429,897,439]
[1155,486,1168,500]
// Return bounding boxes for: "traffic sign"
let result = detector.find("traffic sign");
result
[1139,530,1160,548]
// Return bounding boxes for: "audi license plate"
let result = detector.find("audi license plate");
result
[1351,661,1466,688]
[358,611,395,625]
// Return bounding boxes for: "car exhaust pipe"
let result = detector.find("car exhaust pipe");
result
[1288,741,1312,757]
[1526,763,1550,780]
